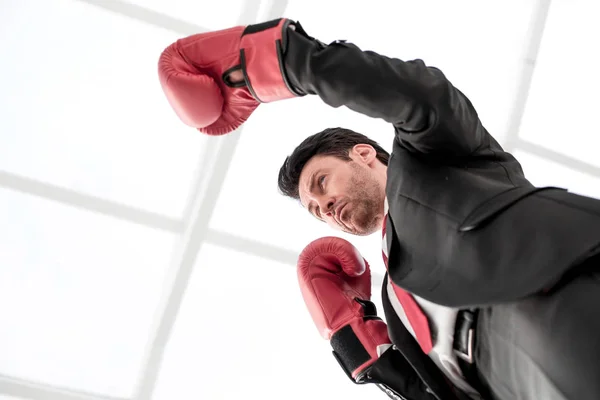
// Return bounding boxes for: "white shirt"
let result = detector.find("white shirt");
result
[383,199,480,398]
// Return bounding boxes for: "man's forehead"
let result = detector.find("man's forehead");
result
[301,154,338,176]
[298,168,314,209]
[299,160,315,184]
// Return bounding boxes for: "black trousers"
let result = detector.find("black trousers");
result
[473,256,600,400]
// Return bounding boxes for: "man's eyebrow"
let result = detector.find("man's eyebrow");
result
[308,170,321,195]
[302,170,323,219]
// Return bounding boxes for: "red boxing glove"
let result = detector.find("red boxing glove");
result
[297,236,391,382]
[158,18,302,135]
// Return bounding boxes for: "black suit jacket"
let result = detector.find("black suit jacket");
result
[280,21,600,399]
[283,22,600,308]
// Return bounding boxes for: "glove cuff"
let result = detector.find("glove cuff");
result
[240,18,304,102]
[330,299,391,382]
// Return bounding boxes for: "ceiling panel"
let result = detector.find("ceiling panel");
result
[283,0,539,145]
[152,243,384,400]
[0,187,177,398]
[2,1,599,400]
[517,0,600,170]
[0,0,205,219]
[126,0,253,30]
[513,149,600,200]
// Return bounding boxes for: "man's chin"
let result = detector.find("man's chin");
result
[352,230,376,237]
[357,226,381,236]
[352,215,383,236]
[344,222,380,236]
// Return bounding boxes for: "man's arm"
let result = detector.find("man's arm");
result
[158,17,489,156]
[283,23,488,156]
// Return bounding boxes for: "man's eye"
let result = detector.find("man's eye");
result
[318,175,326,189]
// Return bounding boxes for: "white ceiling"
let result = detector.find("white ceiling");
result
[0,0,599,399]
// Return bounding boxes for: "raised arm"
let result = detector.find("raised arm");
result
[283,23,489,156]
[158,17,489,157]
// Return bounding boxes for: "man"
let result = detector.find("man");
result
[158,18,600,400]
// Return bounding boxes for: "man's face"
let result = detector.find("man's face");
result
[298,146,385,236]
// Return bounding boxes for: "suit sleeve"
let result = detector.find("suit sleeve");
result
[282,24,488,156]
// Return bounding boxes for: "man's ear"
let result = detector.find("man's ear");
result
[351,144,377,165]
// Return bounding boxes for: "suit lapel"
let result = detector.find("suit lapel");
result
[382,208,433,354]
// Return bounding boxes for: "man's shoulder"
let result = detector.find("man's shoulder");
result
[388,136,529,187]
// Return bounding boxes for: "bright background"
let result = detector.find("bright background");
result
[0,0,599,399]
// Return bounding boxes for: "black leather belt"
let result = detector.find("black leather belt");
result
[453,309,478,364]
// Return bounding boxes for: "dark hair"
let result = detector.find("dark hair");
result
[277,127,390,199]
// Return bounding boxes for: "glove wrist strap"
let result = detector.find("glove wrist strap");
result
[240,18,304,102]
[330,298,386,382]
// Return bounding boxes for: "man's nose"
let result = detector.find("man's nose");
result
[317,197,336,217]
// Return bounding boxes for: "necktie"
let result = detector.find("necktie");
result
[382,214,433,354]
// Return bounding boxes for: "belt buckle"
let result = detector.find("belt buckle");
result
[455,328,474,364]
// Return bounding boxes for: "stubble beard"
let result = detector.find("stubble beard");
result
[344,165,385,236]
